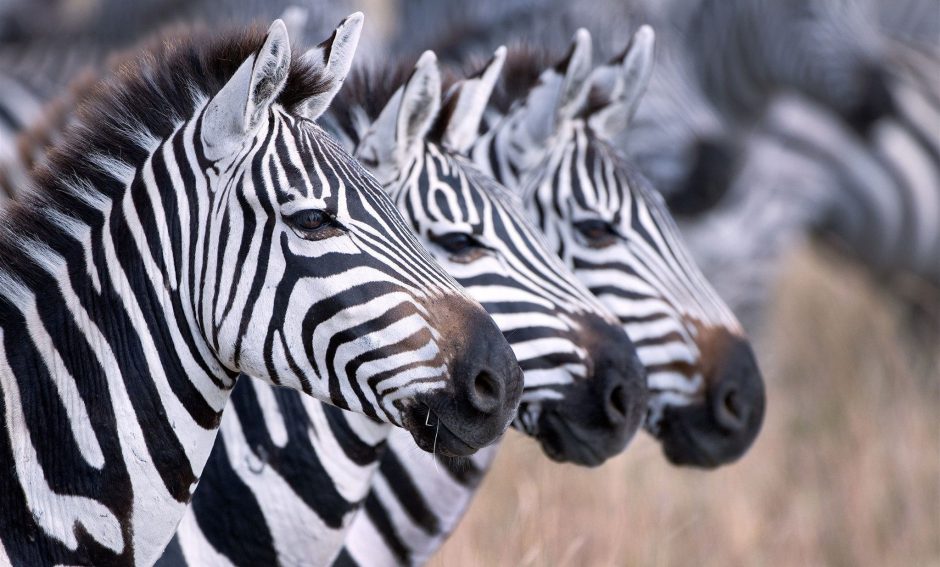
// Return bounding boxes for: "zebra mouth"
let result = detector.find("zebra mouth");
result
[536,413,607,467]
[657,407,723,468]
[658,405,739,469]
[408,408,480,458]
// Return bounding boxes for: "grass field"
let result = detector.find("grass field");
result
[430,245,940,567]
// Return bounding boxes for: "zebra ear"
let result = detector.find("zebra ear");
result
[358,52,440,175]
[518,28,592,146]
[556,29,594,122]
[298,12,364,121]
[202,19,291,162]
[440,46,507,153]
[586,25,655,139]
[395,51,442,163]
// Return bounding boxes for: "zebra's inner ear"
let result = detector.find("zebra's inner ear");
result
[439,46,507,154]
[586,25,655,140]
[517,28,592,147]
[299,12,364,121]
[555,29,594,123]
[201,19,291,162]
[394,51,442,164]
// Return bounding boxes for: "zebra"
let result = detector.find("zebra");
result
[378,0,754,313]
[658,0,940,328]
[153,47,648,567]
[677,78,940,327]
[467,26,765,465]
[0,17,526,566]
[336,27,767,566]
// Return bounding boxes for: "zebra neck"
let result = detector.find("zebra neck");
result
[0,125,236,563]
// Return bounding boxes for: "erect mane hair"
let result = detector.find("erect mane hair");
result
[327,56,461,147]
[0,22,330,280]
[460,44,560,115]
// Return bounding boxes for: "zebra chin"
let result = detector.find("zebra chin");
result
[656,337,766,468]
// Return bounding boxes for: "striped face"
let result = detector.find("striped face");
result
[522,121,759,425]
[348,53,647,465]
[200,112,472,423]
[192,22,523,456]
[469,29,765,467]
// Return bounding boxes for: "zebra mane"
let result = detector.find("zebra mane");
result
[0,23,330,277]
[468,45,559,115]
[328,57,461,145]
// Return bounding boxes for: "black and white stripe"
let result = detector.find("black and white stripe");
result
[156,50,646,566]
[0,19,523,566]
[662,1,940,325]
[338,29,766,566]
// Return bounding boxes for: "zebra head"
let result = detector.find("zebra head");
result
[195,18,523,456]
[327,51,648,466]
[622,30,740,218]
[469,27,766,467]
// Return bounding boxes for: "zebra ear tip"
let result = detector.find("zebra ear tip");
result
[338,11,365,36]
[633,26,655,54]
[574,28,591,46]
[267,19,290,42]
[417,50,439,67]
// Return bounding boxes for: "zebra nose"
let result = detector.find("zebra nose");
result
[414,300,523,456]
[658,336,765,468]
[707,338,764,436]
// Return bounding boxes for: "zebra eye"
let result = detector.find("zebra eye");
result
[431,232,489,263]
[574,219,619,248]
[284,209,344,241]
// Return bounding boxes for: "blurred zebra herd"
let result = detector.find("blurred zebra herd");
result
[0,0,936,565]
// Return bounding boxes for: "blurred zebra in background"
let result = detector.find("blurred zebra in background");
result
[668,0,940,332]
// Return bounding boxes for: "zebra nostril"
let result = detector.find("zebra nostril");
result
[605,382,629,424]
[712,382,747,431]
[468,370,501,415]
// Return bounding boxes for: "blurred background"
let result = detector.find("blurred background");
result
[1,0,937,565]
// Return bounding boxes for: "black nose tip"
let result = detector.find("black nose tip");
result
[711,380,748,432]
[468,370,502,415]
[659,337,766,467]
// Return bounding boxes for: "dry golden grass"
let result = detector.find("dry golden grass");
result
[430,245,940,567]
